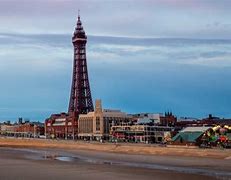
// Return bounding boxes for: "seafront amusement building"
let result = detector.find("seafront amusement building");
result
[45,14,94,139]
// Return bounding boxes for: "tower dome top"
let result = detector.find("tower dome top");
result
[73,11,86,39]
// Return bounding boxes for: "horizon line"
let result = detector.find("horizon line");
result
[1,32,231,41]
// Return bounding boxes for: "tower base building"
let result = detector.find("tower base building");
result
[45,113,78,139]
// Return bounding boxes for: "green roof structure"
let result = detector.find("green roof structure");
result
[172,132,203,143]
[172,127,212,143]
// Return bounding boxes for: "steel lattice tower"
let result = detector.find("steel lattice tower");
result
[68,14,94,115]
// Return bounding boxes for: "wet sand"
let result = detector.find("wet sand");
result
[0,138,231,159]
[0,147,222,180]
[0,138,230,180]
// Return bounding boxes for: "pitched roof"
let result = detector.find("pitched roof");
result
[172,127,212,143]
[172,132,203,142]
[181,126,212,133]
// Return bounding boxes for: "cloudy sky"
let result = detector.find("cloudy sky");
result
[1,0,231,38]
[0,0,231,121]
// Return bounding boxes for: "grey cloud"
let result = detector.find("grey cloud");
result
[1,33,231,67]
[1,1,231,38]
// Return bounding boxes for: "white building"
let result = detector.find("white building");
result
[136,113,164,124]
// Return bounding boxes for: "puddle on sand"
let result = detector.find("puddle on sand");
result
[55,156,76,162]
[84,159,119,165]
[42,154,79,162]
[43,155,114,164]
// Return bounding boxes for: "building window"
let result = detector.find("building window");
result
[96,117,100,131]
[104,118,110,134]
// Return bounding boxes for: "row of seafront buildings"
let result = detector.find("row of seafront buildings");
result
[45,99,176,143]
[0,118,44,138]
[1,100,231,147]
[44,99,231,147]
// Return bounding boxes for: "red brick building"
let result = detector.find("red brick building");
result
[160,112,177,126]
[14,122,44,137]
[45,113,77,139]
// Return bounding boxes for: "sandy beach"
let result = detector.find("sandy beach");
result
[0,137,230,158]
[0,138,230,180]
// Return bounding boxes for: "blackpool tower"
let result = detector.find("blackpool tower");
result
[68,14,94,116]
[45,14,94,139]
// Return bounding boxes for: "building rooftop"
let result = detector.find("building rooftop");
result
[181,126,212,132]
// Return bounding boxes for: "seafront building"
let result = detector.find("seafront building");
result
[45,100,129,140]
[110,125,173,143]
[170,126,231,148]
[0,124,15,135]
[78,100,130,140]
[170,126,213,146]
[160,112,177,126]
[45,113,74,139]
[130,113,164,124]
[130,112,177,126]
[0,119,44,137]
